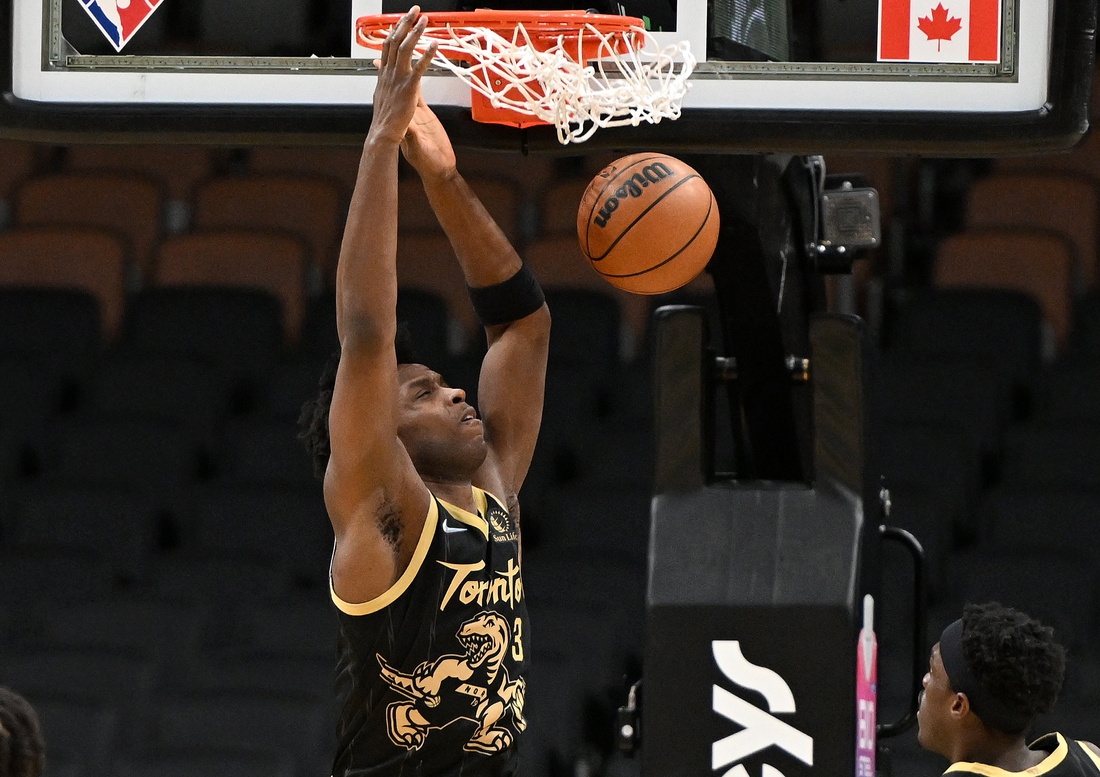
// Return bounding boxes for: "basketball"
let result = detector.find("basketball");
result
[576,153,720,295]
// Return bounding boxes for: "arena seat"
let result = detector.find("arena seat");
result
[122,288,285,383]
[225,600,335,659]
[467,175,524,245]
[1068,289,1100,354]
[561,425,654,491]
[0,648,156,748]
[0,357,66,435]
[192,174,344,276]
[539,483,651,563]
[396,176,443,233]
[13,173,163,277]
[0,426,21,482]
[944,552,1096,651]
[895,283,1043,377]
[1059,653,1100,711]
[459,150,556,207]
[0,551,117,610]
[540,362,617,429]
[876,355,1011,455]
[978,488,1100,561]
[147,692,328,775]
[65,145,215,233]
[996,130,1100,189]
[0,141,39,222]
[396,174,523,245]
[31,697,119,777]
[81,356,229,431]
[189,484,330,583]
[37,599,209,676]
[249,145,362,199]
[38,418,207,494]
[149,557,291,606]
[154,231,307,342]
[521,549,645,625]
[0,228,127,338]
[1030,361,1100,421]
[999,421,1100,489]
[514,653,572,777]
[964,172,1100,289]
[12,486,158,581]
[933,229,1074,348]
[255,358,328,421]
[111,752,297,777]
[543,288,622,367]
[396,288,454,367]
[537,177,589,236]
[298,289,458,373]
[0,288,103,376]
[522,235,648,350]
[184,655,332,699]
[395,233,478,335]
[298,294,338,360]
[216,418,317,486]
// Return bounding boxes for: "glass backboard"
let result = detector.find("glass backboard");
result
[0,0,1093,153]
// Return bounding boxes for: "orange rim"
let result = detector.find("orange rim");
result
[355,10,645,42]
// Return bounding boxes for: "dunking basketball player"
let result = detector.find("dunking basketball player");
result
[918,602,1100,777]
[298,8,550,775]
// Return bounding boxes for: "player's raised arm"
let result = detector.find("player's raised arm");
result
[324,9,436,603]
[401,98,551,506]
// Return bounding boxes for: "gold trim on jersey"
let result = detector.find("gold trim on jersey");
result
[945,734,1069,777]
[330,498,440,616]
[1080,742,1100,773]
[437,487,500,541]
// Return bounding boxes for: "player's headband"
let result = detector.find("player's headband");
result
[939,619,1031,734]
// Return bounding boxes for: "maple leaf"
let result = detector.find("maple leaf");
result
[917,3,963,52]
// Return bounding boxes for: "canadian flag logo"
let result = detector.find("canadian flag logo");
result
[878,0,1001,64]
[79,0,165,52]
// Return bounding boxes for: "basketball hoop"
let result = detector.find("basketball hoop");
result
[355,10,695,145]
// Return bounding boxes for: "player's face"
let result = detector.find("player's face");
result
[396,363,487,479]
[916,643,955,757]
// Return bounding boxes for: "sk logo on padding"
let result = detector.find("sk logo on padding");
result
[79,0,165,52]
[712,641,813,777]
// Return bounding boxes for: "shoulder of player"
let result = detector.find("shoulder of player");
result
[1081,741,1100,758]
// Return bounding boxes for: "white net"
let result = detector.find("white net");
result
[368,21,696,145]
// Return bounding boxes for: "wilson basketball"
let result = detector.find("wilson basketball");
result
[577,153,720,295]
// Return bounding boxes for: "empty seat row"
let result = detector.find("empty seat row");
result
[0,162,627,283]
[14,690,329,777]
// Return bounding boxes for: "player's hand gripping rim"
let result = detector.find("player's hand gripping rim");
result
[370,6,439,145]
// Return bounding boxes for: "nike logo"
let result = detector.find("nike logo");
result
[442,519,466,534]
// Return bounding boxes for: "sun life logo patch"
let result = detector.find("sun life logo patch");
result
[79,0,165,52]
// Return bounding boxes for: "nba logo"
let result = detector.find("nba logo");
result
[79,0,165,52]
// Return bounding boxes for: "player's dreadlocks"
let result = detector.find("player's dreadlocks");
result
[299,323,419,479]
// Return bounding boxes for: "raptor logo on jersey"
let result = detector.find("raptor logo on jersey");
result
[377,612,527,754]
[79,0,164,52]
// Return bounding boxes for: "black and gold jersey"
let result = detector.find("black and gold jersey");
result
[945,734,1100,777]
[331,487,528,777]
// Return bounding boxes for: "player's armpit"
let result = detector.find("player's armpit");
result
[324,338,431,575]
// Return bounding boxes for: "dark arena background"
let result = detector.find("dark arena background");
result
[0,0,1098,774]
